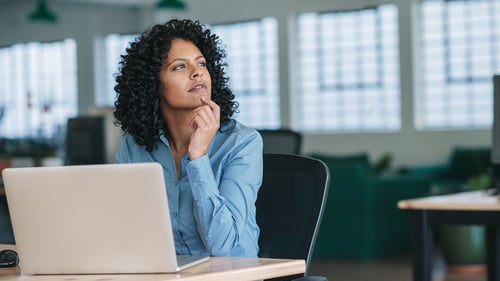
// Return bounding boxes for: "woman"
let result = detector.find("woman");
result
[113,19,262,257]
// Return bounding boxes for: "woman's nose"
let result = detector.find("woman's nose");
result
[191,68,203,79]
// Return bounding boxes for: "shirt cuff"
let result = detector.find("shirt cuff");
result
[185,154,219,200]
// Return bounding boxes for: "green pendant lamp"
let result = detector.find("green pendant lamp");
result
[28,0,58,23]
[155,0,187,10]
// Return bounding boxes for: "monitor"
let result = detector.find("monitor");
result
[88,106,122,163]
[65,116,106,165]
[491,75,500,194]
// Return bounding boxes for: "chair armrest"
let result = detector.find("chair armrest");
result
[292,276,328,281]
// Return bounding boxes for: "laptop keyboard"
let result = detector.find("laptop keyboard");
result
[177,255,207,267]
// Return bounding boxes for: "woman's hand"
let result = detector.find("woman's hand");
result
[188,97,220,160]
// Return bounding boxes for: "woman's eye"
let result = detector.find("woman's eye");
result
[173,64,185,71]
[198,61,206,67]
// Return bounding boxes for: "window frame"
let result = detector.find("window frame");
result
[294,4,401,133]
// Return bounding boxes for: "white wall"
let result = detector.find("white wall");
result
[0,0,491,167]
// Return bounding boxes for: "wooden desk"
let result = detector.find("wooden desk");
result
[398,190,500,281]
[0,245,305,281]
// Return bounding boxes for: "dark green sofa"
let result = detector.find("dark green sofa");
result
[311,153,431,260]
[397,147,492,195]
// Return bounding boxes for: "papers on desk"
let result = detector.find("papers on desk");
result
[398,190,500,211]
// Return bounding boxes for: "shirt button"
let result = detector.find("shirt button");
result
[172,212,178,217]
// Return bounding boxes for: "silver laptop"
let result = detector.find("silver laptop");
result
[2,162,209,274]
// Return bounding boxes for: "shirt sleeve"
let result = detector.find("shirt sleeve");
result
[114,136,127,163]
[185,131,263,256]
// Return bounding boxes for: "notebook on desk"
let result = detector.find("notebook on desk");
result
[2,162,209,274]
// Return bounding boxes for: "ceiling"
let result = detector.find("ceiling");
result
[0,0,158,7]
[61,0,157,6]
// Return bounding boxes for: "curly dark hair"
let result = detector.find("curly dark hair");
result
[113,19,238,152]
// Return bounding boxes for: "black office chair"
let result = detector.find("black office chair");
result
[65,116,106,165]
[258,129,302,154]
[256,154,330,281]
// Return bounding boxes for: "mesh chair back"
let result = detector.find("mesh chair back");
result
[258,129,302,154]
[256,154,330,281]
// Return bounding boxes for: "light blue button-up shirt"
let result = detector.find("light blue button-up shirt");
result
[115,119,262,257]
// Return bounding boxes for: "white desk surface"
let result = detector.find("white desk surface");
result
[0,245,305,281]
[398,190,500,211]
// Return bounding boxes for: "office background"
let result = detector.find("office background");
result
[0,0,492,168]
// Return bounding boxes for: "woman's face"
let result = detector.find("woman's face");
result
[159,38,212,112]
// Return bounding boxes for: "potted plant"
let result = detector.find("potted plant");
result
[438,172,491,274]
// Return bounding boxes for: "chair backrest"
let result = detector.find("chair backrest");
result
[256,154,330,281]
[65,116,106,165]
[258,129,302,155]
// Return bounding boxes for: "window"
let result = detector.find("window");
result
[418,0,500,129]
[0,39,77,139]
[211,17,280,129]
[96,33,138,106]
[296,4,400,132]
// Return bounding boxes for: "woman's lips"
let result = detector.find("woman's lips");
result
[189,83,205,92]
